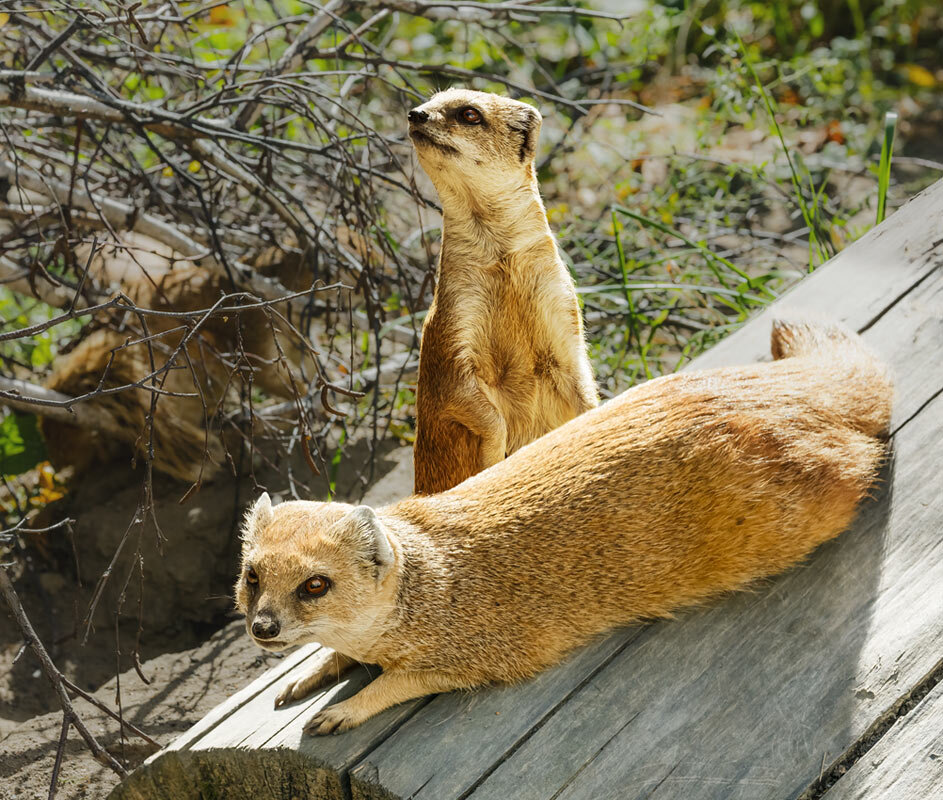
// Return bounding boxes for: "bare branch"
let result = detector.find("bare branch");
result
[0,157,302,308]
[0,377,126,436]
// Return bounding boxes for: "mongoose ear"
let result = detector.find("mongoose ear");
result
[243,492,274,541]
[338,505,395,581]
[509,104,542,164]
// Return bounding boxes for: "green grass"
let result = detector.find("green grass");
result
[876,111,899,225]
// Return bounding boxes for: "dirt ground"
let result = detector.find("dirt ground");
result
[0,445,413,800]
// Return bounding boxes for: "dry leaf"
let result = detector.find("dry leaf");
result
[903,63,936,88]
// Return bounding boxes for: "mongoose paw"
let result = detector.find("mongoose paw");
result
[304,700,364,736]
[274,672,328,709]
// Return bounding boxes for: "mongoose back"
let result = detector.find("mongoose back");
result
[408,89,598,494]
[237,319,892,735]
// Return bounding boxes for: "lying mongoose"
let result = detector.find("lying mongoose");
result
[236,318,892,735]
[408,89,598,494]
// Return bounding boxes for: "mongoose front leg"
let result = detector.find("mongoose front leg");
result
[275,649,358,708]
[304,669,463,735]
[452,380,508,471]
[477,418,508,470]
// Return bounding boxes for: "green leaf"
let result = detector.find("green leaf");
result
[0,414,48,476]
[876,110,898,225]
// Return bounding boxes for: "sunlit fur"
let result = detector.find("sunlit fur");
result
[409,89,598,494]
[238,319,892,734]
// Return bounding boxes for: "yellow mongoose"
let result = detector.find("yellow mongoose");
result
[408,89,598,494]
[236,319,892,735]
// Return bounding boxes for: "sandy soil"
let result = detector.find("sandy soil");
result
[0,620,281,799]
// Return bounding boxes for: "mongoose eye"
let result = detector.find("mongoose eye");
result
[459,107,482,125]
[300,576,331,598]
[246,567,259,586]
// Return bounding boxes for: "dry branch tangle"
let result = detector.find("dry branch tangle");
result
[0,158,301,309]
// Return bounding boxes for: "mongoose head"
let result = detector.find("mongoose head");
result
[235,494,398,657]
[408,88,542,194]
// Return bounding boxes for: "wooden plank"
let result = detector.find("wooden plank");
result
[344,228,943,800]
[692,177,943,371]
[858,264,943,431]
[821,679,943,800]
[462,388,943,800]
[158,641,322,754]
[198,662,424,757]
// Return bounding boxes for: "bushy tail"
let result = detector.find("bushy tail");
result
[770,317,893,437]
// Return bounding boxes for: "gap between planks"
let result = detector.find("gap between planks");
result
[800,656,943,799]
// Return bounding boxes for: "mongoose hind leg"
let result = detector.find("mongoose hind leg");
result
[304,669,465,735]
[274,650,358,708]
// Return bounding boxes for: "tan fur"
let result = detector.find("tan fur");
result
[236,318,892,735]
[409,89,598,494]
[42,236,312,482]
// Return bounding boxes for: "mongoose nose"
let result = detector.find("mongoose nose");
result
[408,109,429,124]
[251,616,280,640]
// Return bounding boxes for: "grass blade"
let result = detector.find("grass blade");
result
[876,110,899,225]
[733,30,829,269]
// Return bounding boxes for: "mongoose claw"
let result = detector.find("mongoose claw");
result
[273,653,357,710]
[274,675,320,709]
[304,702,361,736]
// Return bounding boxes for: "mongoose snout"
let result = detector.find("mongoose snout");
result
[250,612,281,641]
[240,318,892,736]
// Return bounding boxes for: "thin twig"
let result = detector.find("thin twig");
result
[0,566,129,778]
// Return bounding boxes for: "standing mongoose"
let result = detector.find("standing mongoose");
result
[408,89,598,494]
[236,318,892,735]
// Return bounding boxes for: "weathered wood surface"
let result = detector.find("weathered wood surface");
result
[112,179,943,800]
[821,680,943,800]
